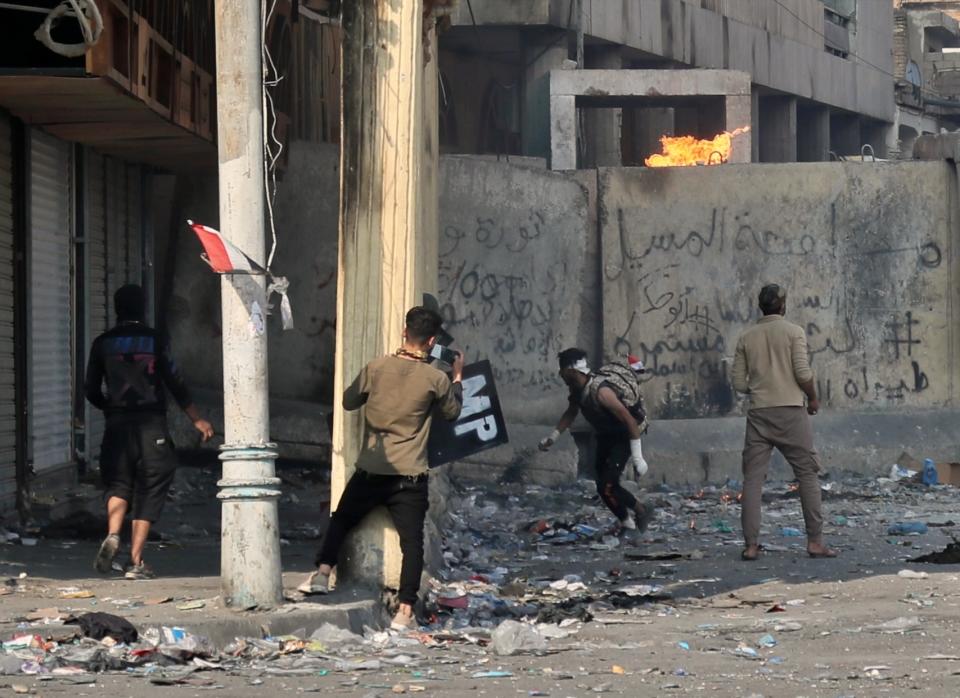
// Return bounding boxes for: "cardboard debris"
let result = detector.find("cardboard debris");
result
[145,597,173,606]
[60,590,95,599]
[936,462,960,487]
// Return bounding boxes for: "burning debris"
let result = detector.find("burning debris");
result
[645,126,751,167]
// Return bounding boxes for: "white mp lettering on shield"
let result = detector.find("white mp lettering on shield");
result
[454,374,498,441]
[459,374,492,419]
[455,415,499,442]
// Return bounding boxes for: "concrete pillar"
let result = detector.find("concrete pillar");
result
[214,0,282,609]
[725,95,752,163]
[830,113,860,156]
[419,23,440,291]
[524,38,568,159]
[758,96,798,162]
[860,120,890,159]
[583,46,622,167]
[550,94,577,170]
[336,0,432,591]
[797,105,830,162]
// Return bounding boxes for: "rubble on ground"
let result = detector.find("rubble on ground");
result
[3,462,960,692]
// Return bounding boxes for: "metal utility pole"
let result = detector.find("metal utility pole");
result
[332,0,438,590]
[213,0,282,609]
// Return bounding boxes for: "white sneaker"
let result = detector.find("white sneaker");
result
[297,569,330,595]
[619,513,637,531]
[390,610,416,632]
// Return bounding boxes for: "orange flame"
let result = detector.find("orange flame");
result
[644,126,751,168]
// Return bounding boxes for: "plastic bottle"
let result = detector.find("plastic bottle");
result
[922,458,939,486]
[887,522,928,535]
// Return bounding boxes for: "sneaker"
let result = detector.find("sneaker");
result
[390,610,416,632]
[124,561,155,580]
[619,513,637,531]
[296,569,330,595]
[633,500,655,533]
[94,534,120,574]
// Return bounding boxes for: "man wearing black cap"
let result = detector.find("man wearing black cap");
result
[540,348,653,533]
[732,284,836,561]
[85,285,214,579]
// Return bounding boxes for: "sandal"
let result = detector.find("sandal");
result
[741,545,761,561]
[808,547,838,558]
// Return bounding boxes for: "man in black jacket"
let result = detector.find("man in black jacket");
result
[85,285,213,579]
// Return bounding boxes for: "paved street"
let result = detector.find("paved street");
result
[3,466,960,697]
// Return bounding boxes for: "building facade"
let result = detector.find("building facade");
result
[437,0,896,164]
[0,0,216,518]
[892,0,960,157]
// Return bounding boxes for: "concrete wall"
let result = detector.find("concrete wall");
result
[437,156,592,424]
[162,144,960,482]
[599,162,959,420]
[165,142,340,404]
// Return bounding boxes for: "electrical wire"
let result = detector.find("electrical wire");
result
[261,0,284,272]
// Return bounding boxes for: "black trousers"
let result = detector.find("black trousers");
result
[595,435,637,520]
[316,470,429,606]
[99,414,177,523]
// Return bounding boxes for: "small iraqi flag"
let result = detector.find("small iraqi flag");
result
[188,220,265,274]
[627,355,646,373]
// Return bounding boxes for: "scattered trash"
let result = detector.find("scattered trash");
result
[888,522,928,535]
[677,641,690,650]
[890,464,917,482]
[64,612,138,644]
[145,597,173,606]
[59,589,95,599]
[490,620,546,656]
[309,623,364,647]
[898,569,929,579]
[780,527,803,537]
[712,520,733,533]
[472,670,514,678]
[757,634,777,648]
[866,616,922,634]
[175,600,206,611]
[911,541,960,564]
[922,458,939,486]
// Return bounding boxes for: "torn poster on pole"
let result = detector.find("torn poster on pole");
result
[429,360,509,467]
[188,220,294,330]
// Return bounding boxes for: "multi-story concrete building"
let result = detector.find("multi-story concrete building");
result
[437,0,895,165]
[893,0,960,157]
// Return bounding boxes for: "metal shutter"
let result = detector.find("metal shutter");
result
[104,157,144,307]
[28,130,73,474]
[0,114,16,508]
[84,150,107,464]
[125,163,142,287]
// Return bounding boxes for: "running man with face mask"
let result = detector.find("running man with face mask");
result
[539,348,653,533]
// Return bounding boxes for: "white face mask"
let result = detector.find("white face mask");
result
[572,358,590,375]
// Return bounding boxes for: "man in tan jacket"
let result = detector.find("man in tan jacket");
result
[732,284,836,561]
[298,307,464,630]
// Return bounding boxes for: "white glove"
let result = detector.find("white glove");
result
[630,438,649,478]
[539,429,561,452]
